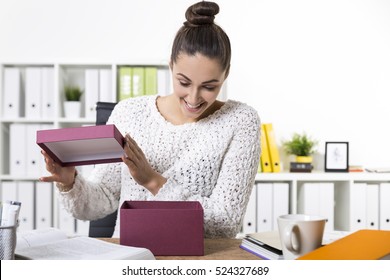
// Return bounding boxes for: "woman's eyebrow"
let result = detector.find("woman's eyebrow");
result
[177,73,219,84]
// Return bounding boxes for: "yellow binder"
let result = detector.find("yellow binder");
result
[260,124,272,173]
[263,123,281,173]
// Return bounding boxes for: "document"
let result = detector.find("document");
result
[15,228,155,260]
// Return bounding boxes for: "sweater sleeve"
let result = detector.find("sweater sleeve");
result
[154,109,261,238]
[58,160,122,221]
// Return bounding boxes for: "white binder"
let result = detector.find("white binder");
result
[298,183,334,231]
[2,67,21,118]
[256,183,273,231]
[25,67,42,118]
[157,68,170,96]
[10,123,27,176]
[0,181,18,201]
[38,124,54,177]
[99,68,114,102]
[242,186,257,234]
[85,69,99,119]
[76,219,90,236]
[349,183,367,231]
[319,183,334,231]
[272,183,289,230]
[298,183,320,215]
[17,181,35,231]
[35,182,53,229]
[379,183,390,230]
[26,124,42,177]
[41,67,55,119]
[366,184,379,229]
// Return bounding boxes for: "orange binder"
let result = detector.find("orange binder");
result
[260,124,272,173]
[263,123,281,173]
[297,229,390,260]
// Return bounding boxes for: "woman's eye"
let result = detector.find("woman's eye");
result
[179,81,190,87]
[203,86,216,91]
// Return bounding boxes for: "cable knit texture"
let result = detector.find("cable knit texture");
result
[60,95,261,238]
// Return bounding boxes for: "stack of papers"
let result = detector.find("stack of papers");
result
[240,231,283,260]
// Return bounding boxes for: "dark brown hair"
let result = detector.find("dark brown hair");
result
[170,1,231,75]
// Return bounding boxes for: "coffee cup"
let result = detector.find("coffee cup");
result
[277,214,326,260]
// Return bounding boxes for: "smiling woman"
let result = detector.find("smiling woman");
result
[40,1,261,239]
[160,53,226,124]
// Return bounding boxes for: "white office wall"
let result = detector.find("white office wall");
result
[0,0,389,169]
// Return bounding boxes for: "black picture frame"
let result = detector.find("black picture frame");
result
[325,142,349,172]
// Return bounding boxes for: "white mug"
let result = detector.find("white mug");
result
[277,214,326,260]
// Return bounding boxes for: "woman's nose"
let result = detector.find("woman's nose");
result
[186,88,201,104]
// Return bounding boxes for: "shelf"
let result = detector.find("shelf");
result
[255,172,390,182]
[57,118,96,124]
[0,175,41,181]
[0,118,55,124]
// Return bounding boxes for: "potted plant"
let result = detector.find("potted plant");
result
[64,85,83,118]
[282,132,318,163]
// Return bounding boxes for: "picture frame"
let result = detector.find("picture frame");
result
[325,142,349,172]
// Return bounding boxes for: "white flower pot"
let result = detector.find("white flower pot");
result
[64,101,81,118]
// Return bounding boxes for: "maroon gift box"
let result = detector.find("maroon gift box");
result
[36,124,125,166]
[120,201,204,256]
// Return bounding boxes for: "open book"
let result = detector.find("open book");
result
[15,228,155,260]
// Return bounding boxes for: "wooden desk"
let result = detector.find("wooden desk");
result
[101,238,260,260]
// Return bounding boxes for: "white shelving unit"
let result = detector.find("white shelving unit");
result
[2,61,389,234]
[247,172,390,233]
[0,61,170,234]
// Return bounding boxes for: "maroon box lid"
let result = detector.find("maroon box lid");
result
[36,124,125,166]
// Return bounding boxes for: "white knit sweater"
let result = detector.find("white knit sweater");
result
[60,95,261,238]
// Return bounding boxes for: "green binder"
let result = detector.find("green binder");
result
[144,67,158,95]
[118,67,132,101]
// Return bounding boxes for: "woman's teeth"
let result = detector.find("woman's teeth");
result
[185,101,202,109]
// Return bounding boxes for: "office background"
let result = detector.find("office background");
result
[0,0,389,169]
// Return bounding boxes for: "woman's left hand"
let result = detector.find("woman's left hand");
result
[122,134,167,195]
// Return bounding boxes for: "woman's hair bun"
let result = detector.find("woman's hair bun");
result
[184,1,219,27]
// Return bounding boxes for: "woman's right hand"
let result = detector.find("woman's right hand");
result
[39,150,77,190]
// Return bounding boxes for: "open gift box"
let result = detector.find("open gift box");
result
[36,124,125,166]
[120,201,204,256]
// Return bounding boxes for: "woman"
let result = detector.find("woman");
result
[40,1,261,238]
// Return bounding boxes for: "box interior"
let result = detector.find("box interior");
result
[121,201,202,210]
[45,138,124,163]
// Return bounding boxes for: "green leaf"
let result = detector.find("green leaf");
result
[64,86,83,101]
[282,133,318,156]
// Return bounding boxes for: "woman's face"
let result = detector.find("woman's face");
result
[171,53,227,122]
